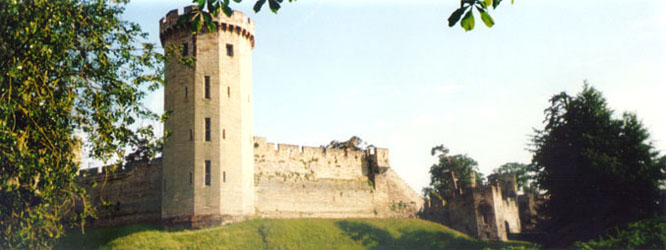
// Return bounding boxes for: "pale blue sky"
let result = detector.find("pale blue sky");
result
[120,0,666,193]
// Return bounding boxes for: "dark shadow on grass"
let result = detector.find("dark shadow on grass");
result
[54,224,160,250]
[336,221,488,250]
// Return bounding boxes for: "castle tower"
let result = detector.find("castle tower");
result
[159,6,255,226]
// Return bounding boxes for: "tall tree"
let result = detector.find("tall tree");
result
[0,0,163,248]
[426,145,483,201]
[531,84,665,247]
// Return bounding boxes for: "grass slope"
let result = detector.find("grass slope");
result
[55,224,160,250]
[58,218,536,249]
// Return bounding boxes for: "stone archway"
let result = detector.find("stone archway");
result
[477,203,493,225]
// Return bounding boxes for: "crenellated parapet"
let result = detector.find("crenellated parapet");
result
[159,5,255,47]
[78,158,162,180]
[252,137,390,178]
[253,137,388,163]
[253,137,370,180]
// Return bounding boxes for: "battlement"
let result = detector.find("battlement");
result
[159,5,255,47]
[79,158,162,179]
[253,137,389,164]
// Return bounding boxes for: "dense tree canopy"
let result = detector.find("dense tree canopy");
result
[0,0,163,248]
[530,84,665,247]
[425,145,483,201]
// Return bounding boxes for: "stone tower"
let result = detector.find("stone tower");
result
[159,6,255,227]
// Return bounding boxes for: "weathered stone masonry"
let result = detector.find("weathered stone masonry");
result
[420,173,522,241]
[253,137,422,219]
[78,159,162,227]
[78,138,423,227]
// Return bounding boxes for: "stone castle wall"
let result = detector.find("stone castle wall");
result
[78,138,423,226]
[253,137,423,218]
[78,159,163,227]
[420,174,522,241]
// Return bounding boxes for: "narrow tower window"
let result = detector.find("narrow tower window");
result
[226,44,233,57]
[185,86,188,100]
[223,129,226,139]
[223,171,226,183]
[182,43,188,57]
[204,160,211,186]
[204,76,210,99]
[189,129,193,141]
[227,86,230,98]
[204,118,211,141]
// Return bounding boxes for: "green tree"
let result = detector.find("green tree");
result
[531,84,665,247]
[0,0,164,248]
[492,162,535,194]
[426,145,484,201]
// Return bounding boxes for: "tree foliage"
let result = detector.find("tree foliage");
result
[0,0,164,248]
[448,0,513,31]
[492,162,535,194]
[190,0,510,33]
[426,145,484,201]
[184,0,295,32]
[530,84,665,247]
[572,217,666,250]
[324,136,374,151]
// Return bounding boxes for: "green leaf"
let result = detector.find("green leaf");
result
[207,0,217,15]
[476,7,494,28]
[253,0,267,13]
[222,5,233,17]
[484,0,492,7]
[177,13,195,25]
[193,18,202,32]
[447,8,466,27]
[203,12,215,31]
[268,0,281,14]
[197,0,206,10]
[460,10,474,31]
[492,0,501,9]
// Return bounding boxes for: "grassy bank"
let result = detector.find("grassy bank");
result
[57,218,537,249]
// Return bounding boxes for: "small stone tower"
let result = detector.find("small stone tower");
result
[159,6,255,227]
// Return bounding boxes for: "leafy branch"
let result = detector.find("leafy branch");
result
[184,0,295,32]
[448,0,514,31]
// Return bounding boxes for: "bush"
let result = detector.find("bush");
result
[572,217,666,249]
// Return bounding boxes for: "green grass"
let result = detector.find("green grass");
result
[55,224,160,250]
[57,218,538,249]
